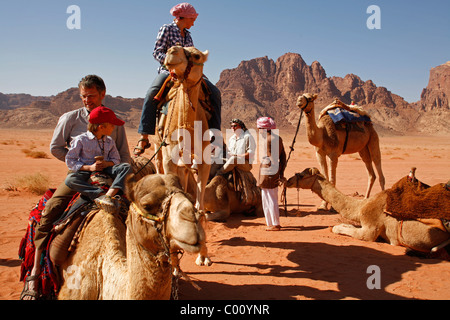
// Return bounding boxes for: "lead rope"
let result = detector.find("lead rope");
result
[281,108,304,215]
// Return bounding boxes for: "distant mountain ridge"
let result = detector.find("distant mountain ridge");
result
[216,54,449,135]
[0,54,448,135]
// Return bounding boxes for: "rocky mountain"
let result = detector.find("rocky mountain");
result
[0,88,144,129]
[0,92,50,110]
[216,53,449,135]
[410,61,450,135]
[0,54,448,135]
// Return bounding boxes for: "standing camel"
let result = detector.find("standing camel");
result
[286,168,450,254]
[57,174,211,300]
[296,93,385,209]
[157,46,211,210]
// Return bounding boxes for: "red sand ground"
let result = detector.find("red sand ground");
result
[0,128,449,300]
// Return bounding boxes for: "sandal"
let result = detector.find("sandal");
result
[133,138,151,156]
[95,195,120,214]
[20,275,40,300]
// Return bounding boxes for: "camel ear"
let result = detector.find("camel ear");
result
[202,50,209,62]
[312,94,318,100]
[125,174,136,202]
[310,167,320,175]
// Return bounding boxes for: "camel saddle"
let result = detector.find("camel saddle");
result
[385,176,450,221]
[228,168,260,207]
[319,99,371,122]
[48,172,131,267]
[48,197,98,267]
[318,99,372,153]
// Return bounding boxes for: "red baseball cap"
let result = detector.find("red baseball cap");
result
[89,106,125,126]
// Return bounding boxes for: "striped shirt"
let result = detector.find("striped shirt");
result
[65,131,121,172]
[153,22,194,73]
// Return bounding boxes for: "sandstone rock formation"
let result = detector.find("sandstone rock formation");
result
[0,55,448,135]
[216,53,446,135]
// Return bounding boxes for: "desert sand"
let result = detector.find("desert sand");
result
[0,128,449,300]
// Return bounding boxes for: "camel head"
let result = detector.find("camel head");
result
[126,174,206,257]
[296,93,318,114]
[286,167,325,189]
[164,46,209,82]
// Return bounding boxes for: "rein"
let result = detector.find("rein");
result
[281,97,305,214]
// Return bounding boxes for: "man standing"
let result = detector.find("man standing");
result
[20,75,130,300]
[218,118,255,175]
[257,117,287,231]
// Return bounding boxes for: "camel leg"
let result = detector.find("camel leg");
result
[195,210,212,266]
[316,150,329,210]
[182,167,190,193]
[195,164,211,210]
[332,223,380,242]
[328,154,338,187]
[367,132,385,191]
[358,146,376,198]
[195,243,212,266]
[155,148,164,174]
[374,160,385,191]
[162,146,177,175]
[206,209,231,221]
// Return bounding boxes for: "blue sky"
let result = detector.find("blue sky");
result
[0,0,448,103]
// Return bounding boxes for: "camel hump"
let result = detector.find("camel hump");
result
[385,176,450,221]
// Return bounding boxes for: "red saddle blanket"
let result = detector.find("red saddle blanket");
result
[18,190,88,298]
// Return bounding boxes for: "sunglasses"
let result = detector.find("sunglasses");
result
[231,124,240,128]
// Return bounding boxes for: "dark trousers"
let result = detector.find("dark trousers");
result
[64,163,132,201]
[34,180,77,250]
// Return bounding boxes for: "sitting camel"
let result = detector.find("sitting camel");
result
[296,93,385,209]
[57,174,211,300]
[203,174,263,221]
[286,167,450,254]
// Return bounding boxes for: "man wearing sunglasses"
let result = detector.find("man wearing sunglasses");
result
[218,118,255,175]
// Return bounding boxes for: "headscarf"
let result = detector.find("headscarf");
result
[257,117,276,130]
[170,3,199,19]
[230,118,248,132]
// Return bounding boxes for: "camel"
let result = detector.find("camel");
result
[57,173,211,300]
[286,167,450,254]
[296,93,385,209]
[203,174,263,221]
[156,46,211,211]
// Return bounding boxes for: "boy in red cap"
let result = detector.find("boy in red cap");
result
[64,106,131,213]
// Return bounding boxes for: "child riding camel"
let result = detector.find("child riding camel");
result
[64,106,132,213]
